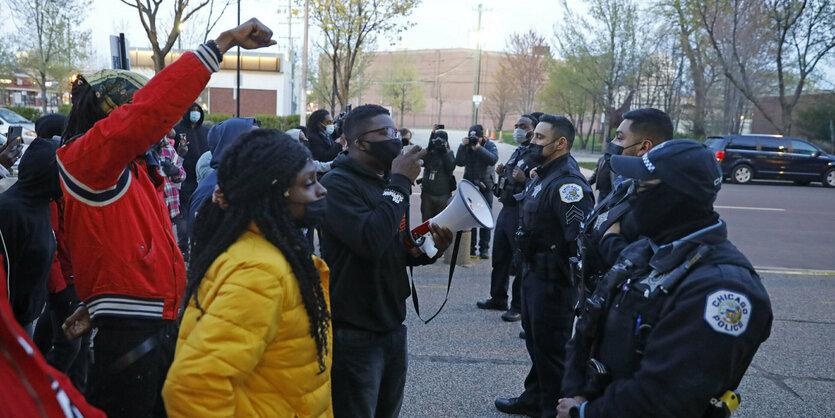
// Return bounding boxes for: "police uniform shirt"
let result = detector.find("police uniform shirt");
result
[564,221,773,417]
[518,153,593,254]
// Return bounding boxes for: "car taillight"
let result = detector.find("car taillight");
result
[715,150,725,162]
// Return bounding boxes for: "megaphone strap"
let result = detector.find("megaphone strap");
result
[409,231,463,324]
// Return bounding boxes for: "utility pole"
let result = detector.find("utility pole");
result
[236,0,241,117]
[300,0,309,126]
[287,0,295,115]
[471,3,483,126]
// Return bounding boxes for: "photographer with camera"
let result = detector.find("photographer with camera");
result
[455,124,498,259]
[420,129,455,221]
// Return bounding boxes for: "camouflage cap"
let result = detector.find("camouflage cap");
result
[78,69,149,115]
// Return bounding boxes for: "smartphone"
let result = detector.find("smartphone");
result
[6,126,23,150]
[434,124,445,130]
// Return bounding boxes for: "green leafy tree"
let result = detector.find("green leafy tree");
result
[538,57,600,149]
[795,95,835,151]
[555,0,646,139]
[7,0,91,113]
[380,54,424,128]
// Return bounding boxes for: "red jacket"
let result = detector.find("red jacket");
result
[0,259,105,418]
[56,49,218,320]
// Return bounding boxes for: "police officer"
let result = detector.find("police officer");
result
[455,124,499,259]
[557,140,773,418]
[576,108,674,299]
[477,114,538,321]
[495,115,593,418]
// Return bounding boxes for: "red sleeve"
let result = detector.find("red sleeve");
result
[56,52,212,198]
[54,198,73,285]
[46,203,67,294]
[0,253,6,301]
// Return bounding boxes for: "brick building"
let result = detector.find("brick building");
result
[129,48,293,117]
[0,74,63,112]
[358,48,522,131]
[750,92,835,136]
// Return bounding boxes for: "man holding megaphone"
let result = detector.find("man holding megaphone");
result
[319,105,453,417]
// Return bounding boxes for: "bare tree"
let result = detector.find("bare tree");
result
[484,61,516,135]
[119,0,213,73]
[7,0,91,113]
[698,0,835,135]
[504,31,549,114]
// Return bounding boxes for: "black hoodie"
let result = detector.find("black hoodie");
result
[0,137,62,326]
[320,154,435,332]
[173,103,208,196]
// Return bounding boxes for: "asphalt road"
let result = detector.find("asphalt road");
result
[397,134,835,416]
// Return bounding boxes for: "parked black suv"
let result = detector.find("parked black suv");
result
[705,135,835,187]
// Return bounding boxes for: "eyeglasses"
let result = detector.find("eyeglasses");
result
[356,127,401,141]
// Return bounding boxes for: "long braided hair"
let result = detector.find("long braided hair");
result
[61,79,106,146]
[187,128,330,372]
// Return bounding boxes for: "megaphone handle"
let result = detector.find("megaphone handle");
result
[420,234,438,258]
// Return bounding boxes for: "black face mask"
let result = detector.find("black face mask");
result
[295,197,327,229]
[362,138,403,170]
[605,142,624,156]
[625,183,714,243]
[528,139,557,166]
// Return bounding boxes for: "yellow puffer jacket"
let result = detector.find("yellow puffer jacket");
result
[162,224,333,417]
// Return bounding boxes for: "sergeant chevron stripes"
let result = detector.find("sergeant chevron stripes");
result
[565,206,585,225]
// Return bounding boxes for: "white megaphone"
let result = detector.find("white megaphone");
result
[410,179,495,258]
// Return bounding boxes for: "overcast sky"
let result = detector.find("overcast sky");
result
[83,0,580,64]
[3,0,832,87]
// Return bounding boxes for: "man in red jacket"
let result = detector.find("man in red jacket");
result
[58,18,275,417]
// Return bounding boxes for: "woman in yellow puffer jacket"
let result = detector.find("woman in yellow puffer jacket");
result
[163,129,332,417]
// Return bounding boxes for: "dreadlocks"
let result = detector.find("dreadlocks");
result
[187,128,330,372]
[61,79,106,146]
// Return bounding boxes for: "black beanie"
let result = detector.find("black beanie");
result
[35,114,68,139]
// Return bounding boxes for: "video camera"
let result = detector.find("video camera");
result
[467,125,484,149]
[428,129,448,153]
[332,104,352,141]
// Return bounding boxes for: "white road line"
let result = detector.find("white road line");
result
[715,205,786,212]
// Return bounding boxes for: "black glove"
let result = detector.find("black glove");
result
[161,160,179,177]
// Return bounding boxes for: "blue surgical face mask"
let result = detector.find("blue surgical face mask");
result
[325,124,335,135]
[189,111,201,123]
[513,128,529,144]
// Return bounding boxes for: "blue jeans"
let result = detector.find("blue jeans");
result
[332,324,408,418]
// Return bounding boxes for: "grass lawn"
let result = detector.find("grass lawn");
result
[578,162,598,171]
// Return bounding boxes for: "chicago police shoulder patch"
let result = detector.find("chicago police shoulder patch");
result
[559,183,583,203]
[704,290,752,336]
